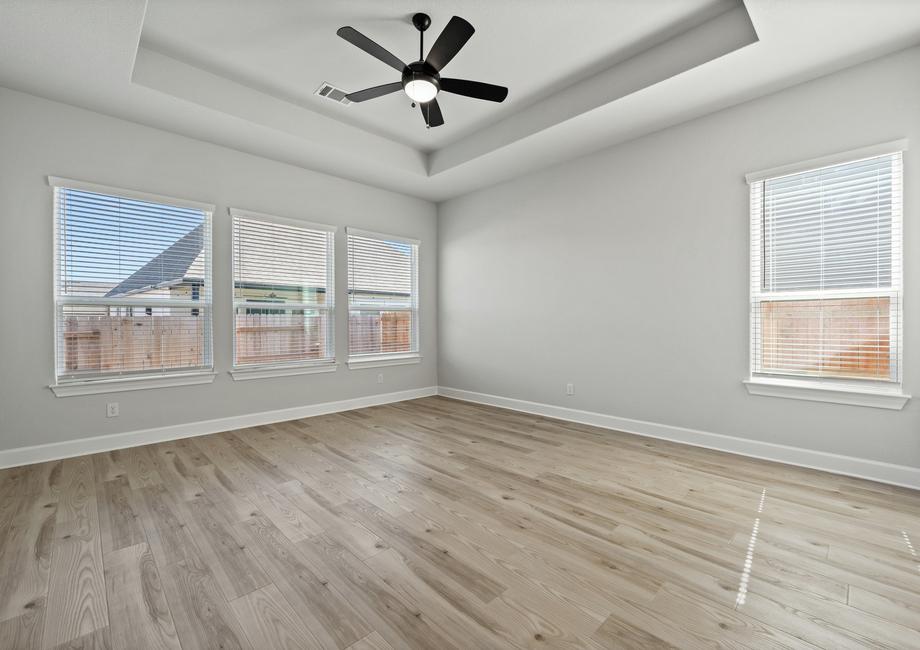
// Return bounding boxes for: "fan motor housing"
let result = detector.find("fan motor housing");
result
[402,61,440,95]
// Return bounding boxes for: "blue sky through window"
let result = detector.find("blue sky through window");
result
[60,188,205,289]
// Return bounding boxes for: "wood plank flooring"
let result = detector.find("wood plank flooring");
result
[1,396,919,649]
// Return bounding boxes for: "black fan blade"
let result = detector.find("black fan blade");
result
[420,99,444,127]
[346,82,403,103]
[337,26,405,72]
[440,78,508,103]
[425,16,474,72]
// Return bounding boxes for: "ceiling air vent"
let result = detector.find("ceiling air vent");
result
[315,82,352,105]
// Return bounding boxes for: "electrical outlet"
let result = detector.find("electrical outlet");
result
[566,383,574,396]
[377,373,384,384]
[106,402,119,418]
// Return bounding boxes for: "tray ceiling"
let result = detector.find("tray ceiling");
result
[1,1,920,200]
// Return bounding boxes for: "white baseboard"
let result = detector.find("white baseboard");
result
[0,386,438,470]
[6,384,918,491]
[437,386,920,491]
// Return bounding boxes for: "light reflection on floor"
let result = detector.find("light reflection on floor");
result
[902,530,919,573]
[735,488,767,608]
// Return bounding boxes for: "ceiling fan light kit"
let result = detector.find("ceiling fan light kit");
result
[336,12,509,128]
[403,64,439,103]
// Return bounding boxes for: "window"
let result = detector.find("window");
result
[231,209,336,378]
[746,145,908,408]
[347,228,419,367]
[51,177,214,394]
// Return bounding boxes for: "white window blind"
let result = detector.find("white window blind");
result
[52,180,213,383]
[232,210,335,368]
[750,151,902,384]
[347,229,419,359]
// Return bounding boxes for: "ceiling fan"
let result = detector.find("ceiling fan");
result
[336,12,508,128]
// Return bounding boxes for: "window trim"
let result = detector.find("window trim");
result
[346,227,420,365]
[50,371,217,397]
[744,139,909,184]
[229,208,337,375]
[47,176,215,212]
[743,377,910,410]
[346,227,420,247]
[48,177,215,394]
[229,361,338,381]
[744,142,910,407]
[227,207,338,235]
[346,353,422,370]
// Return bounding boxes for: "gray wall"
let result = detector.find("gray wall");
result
[0,87,437,450]
[3,46,919,467]
[438,46,920,468]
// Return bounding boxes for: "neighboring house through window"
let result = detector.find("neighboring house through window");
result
[50,177,214,393]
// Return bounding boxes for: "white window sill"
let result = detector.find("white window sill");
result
[229,362,338,381]
[51,371,216,397]
[743,377,910,410]
[347,353,422,369]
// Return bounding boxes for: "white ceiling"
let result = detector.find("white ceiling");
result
[1,1,920,202]
[140,0,734,152]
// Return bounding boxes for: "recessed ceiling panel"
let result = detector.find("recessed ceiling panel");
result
[140,0,737,152]
[4,1,920,201]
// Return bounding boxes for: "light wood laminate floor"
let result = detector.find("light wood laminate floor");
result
[1,396,919,649]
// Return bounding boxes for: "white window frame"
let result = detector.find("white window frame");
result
[742,142,910,410]
[346,227,421,369]
[229,208,338,381]
[48,177,216,396]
